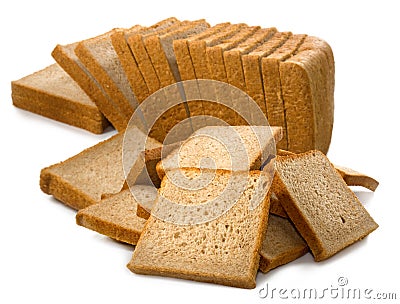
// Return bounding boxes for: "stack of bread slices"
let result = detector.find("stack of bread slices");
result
[12,17,378,289]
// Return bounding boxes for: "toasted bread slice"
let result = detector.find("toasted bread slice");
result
[156,125,282,180]
[12,64,108,134]
[242,32,292,119]
[224,27,277,92]
[261,34,307,149]
[40,127,162,210]
[273,150,378,261]
[76,188,155,244]
[52,30,128,130]
[260,215,308,273]
[280,36,334,153]
[128,169,271,289]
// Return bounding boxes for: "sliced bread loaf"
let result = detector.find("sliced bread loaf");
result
[128,169,271,289]
[259,214,308,273]
[11,64,108,134]
[76,188,153,245]
[40,127,162,210]
[273,150,378,261]
[156,125,282,179]
[52,31,128,131]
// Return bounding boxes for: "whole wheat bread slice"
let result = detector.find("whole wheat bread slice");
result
[261,34,307,150]
[335,165,379,192]
[259,214,308,273]
[111,17,180,104]
[40,127,162,210]
[128,168,271,289]
[271,150,380,218]
[273,150,378,261]
[12,64,108,134]
[156,125,283,180]
[52,31,128,131]
[142,20,210,142]
[279,36,334,153]
[242,31,292,119]
[204,25,261,125]
[79,187,306,274]
[76,188,154,245]
[224,27,277,92]
[74,25,143,126]
[173,22,231,128]
[188,23,248,125]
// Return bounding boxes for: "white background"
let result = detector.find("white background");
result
[1,1,399,303]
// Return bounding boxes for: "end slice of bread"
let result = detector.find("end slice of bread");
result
[12,64,108,134]
[273,150,378,261]
[128,169,271,289]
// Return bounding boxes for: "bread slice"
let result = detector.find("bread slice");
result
[142,20,210,142]
[11,64,108,134]
[40,127,162,210]
[259,214,308,273]
[75,25,143,125]
[173,23,231,127]
[224,27,277,92]
[206,26,260,83]
[242,31,292,118]
[127,21,188,95]
[188,23,248,124]
[273,150,378,261]
[78,186,305,274]
[335,166,379,192]
[271,150,379,218]
[76,188,153,245]
[111,17,179,104]
[261,34,307,150]
[205,25,261,125]
[52,31,128,131]
[128,169,271,289]
[279,36,334,153]
[156,125,283,180]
